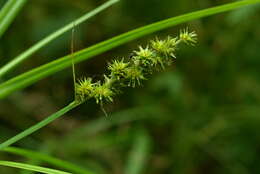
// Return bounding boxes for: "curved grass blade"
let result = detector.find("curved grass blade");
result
[0,102,79,150]
[0,0,27,38]
[0,160,71,174]
[0,0,259,99]
[2,147,94,174]
[0,0,120,77]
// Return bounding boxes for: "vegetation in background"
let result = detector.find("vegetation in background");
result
[0,0,260,173]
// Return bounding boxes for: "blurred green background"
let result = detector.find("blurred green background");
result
[0,0,260,173]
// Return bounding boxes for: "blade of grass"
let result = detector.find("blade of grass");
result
[0,160,71,174]
[0,101,79,150]
[0,0,27,38]
[0,0,120,78]
[20,159,41,174]
[0,0,259,99]
[2,147,94,174]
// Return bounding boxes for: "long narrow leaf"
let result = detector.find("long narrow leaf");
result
[0,102,79,150]
[0,160,71,174]
[0,0,27,38]
[0,0,120,77]
[2,147,94,174]
[0,0,259,99]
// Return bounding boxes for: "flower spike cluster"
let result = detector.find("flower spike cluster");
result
[179,28,197,46]
[75,28,197,104]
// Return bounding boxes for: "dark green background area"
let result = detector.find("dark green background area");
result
[0,0,260,173]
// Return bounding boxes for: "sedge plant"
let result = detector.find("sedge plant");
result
[0,0,260,173]
[0,28,197,150]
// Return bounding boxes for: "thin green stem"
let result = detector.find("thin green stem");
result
[0,0,120,78]
[0,101,80,150]
[0,0,27,38]
[71,23,77,99]
[2,147,94,174]
[0,160,71,174]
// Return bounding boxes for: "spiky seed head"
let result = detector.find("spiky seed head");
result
[150,37,177,58]
[108,59,129,80]
[179,28,197,46]
[93,81,114,104]
[125,66,145,87]
[75,78,94,102]
[133,46,154,66]
[134,46,153,58]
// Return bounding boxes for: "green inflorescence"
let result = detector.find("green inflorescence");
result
[75,28,197,104]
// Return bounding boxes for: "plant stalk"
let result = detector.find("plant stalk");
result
[0,160,72,174]
[0,101,80,150]
[2,147,94,174]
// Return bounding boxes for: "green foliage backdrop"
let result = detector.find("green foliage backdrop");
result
[0,0,260,173]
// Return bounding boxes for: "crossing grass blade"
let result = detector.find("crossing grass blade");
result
[0,102,79,150]
[0,0,259,99]
[0,0,120,77]
[2,147,95,174]
[0,0,27,38]
[0,160,72,174]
